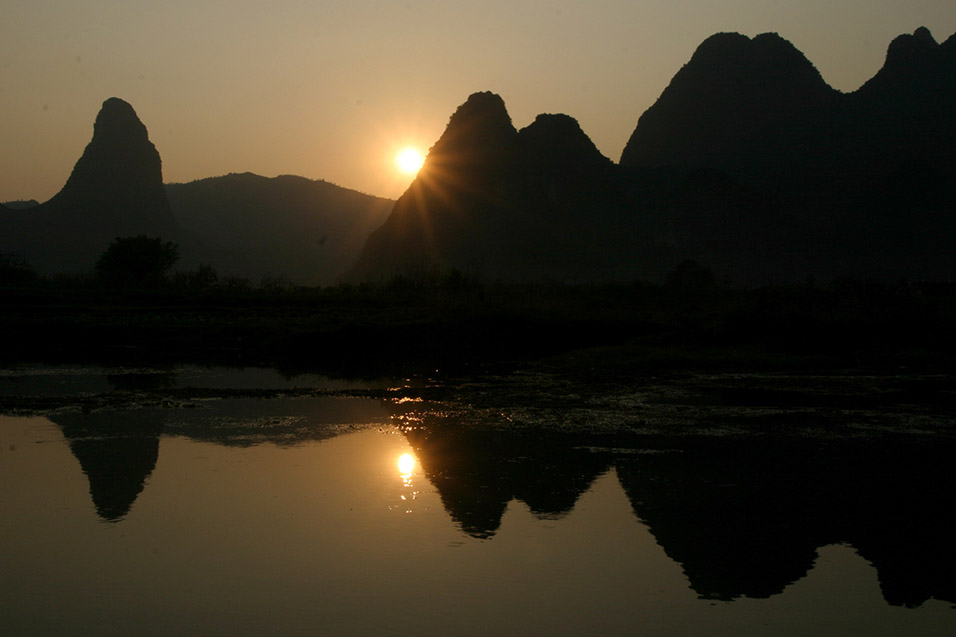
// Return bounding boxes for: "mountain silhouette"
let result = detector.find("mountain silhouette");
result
[856,27,956,101]
[349,92,521,280]
[4,28,953,285]
[620,32,840,193]
[353,29,954,285]
[850,28,956,176]
[165,172,394,285]
[349,92,664,282]
[620,28,956,191]
[0,99,393,284]
[45,97,178,235]
[0,98,180,274]
[617,27,956,283]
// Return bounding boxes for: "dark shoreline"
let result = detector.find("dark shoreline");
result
[3,277,956,377]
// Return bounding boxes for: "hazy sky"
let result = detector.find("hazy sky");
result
[3,1,954,203]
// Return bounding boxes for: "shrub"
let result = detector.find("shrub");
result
[95,236,179,288]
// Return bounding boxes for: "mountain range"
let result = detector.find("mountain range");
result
[3,27,954,285]
[623,27,955,188]
[0,100,393,285]
[349,93,649,281]
[353,27,956,284]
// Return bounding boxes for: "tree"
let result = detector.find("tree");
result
[95,236,179,288]
[0,253,37,286]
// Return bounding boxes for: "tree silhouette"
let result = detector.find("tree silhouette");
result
[0,253,36,286]
[95,235,179,288]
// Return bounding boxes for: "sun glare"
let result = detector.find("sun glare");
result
[398,453,416,476]
[395,147,425,175]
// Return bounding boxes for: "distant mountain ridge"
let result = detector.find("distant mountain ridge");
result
[166,172,393,285]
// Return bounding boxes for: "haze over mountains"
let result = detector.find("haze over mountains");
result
[3,27,954,285]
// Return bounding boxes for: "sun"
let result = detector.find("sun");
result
[395,147,425,175]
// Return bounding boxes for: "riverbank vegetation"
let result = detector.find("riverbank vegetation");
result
[3,253,955,375]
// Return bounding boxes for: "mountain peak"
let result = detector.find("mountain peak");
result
[426,92,517,171]
[856,26,956,98]
[691,32,752,64]
[913,26,935,44]
[521,112,587,139]
[620,30,834,179]
[518,113,611,171]
[687,32,824,83]
[51,97,166,206]
[883,26,939,69]
[1,98,179,274]
[43,97,177,239]
[93,97,150,147]
[446,91,511,129]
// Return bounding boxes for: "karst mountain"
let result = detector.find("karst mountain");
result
[1,99,393,283]
[349,92,655,281]
[1,98,180,273]
[4,27,954,285]
[354,27,956,284]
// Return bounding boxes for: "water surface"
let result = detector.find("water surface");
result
[2,365,955,635]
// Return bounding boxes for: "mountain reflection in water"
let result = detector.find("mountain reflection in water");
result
[403,424,610,539]
[47,393,387,522]
[54,412,163,521]
[616,439,956,607]
[401,422,956,608]
[37,396,956,609]
[3,365,956,627]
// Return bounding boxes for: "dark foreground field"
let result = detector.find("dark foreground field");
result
[3,274,955,377]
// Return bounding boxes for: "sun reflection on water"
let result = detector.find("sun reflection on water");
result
[398,452,415,486]
[398,453,415,475]
[395,452,419,513]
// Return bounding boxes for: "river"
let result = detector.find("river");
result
[2,364,954,635]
